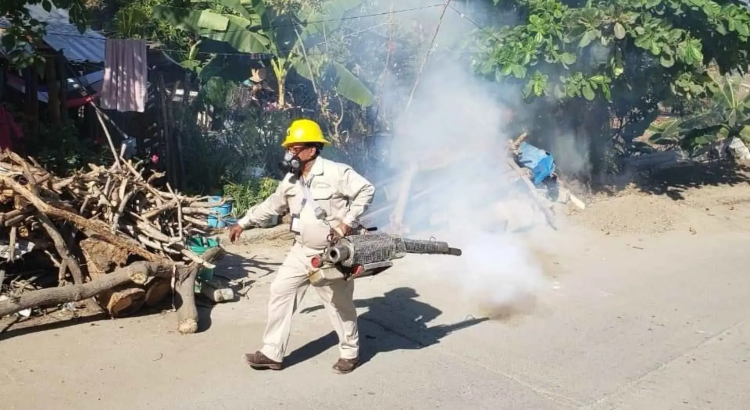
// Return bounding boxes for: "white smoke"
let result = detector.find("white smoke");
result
[351,2,558,316]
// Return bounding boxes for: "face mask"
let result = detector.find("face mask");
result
[281,151,303,175]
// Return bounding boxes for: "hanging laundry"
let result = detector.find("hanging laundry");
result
[100,39,148,112]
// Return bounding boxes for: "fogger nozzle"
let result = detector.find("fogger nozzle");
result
[325,244,351,264]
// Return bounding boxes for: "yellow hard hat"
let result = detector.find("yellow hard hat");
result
[281,119,330,148]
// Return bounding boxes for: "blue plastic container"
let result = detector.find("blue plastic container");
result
[207,196,234,228]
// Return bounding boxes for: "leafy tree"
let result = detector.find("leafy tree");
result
[473,0,750,103]
[470,0,750,174]
[151,0,375,107]
[106,0,191,55]
[1,0,89,67]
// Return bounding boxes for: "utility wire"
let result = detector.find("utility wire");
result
[446,4,505,43]
[38,3,444,42]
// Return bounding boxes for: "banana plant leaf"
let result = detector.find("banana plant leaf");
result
[152,6,229,32]
[191,0,265,25]
[648,118,682,144]
[290,56,374,107]
[328,61,374,107]
[153,6,270,53]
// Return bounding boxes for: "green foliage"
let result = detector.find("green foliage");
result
[473,0,750,102]
[109,0,191,52]
[222,176,280,217]
[648,73,750,152]
[0,0,89,68]
[152,0,375,107]
[24,123,109,176]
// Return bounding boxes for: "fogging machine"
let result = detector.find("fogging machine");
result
[307,227,462,287]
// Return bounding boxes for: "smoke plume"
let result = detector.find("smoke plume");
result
[353,2,562,316]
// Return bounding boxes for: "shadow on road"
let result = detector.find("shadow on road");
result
[195,251,279,332]
[596,160,750,201]
[285,287,488,368]
[214,252,280,281]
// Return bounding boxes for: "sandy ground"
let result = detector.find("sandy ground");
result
[2,167,750,410]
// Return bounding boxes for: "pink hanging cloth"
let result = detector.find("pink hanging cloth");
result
[100,39,148,112]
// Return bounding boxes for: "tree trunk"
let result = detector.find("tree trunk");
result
[0,247,226,333]
[0,261,169,318]
[277,73,286,108]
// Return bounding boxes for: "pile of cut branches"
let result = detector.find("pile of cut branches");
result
[0,150,227,334]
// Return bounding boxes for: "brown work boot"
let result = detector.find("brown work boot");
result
[244,351,283,370]
[332,357,359,374]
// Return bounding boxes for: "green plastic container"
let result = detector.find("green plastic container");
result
[187,236,220,289]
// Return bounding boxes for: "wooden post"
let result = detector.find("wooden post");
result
[57,53,68,124]
[176,73,191,191]
[157,74,175,188]
[45,53,61,126]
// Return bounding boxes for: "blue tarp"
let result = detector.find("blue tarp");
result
[517,142,556,185]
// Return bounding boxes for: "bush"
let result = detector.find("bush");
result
[222,176,280,218]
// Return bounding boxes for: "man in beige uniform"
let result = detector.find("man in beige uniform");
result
[229,119,375,374]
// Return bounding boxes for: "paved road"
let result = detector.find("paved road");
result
[1,228,748,410]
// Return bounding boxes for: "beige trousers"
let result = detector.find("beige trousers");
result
[260,243,359,363]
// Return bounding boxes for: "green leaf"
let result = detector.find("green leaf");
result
[687,43,703,63]
[614,22,626,39]
[523,80,534,98]
[613,63,624,77]
[328,61,375,107]
[559,52,576,65]
[579,30,598,48]
[42,0,52,12]
[152,6,229,32]
[582,83,595,100]
[660,53,675,67]
[511,64,527,79]
[209,0,263,25]
[204,21,270,53]
[634,35,651,49]
[737,21,750,37]
[153,6,270,53]
[648,118,681,139]
[740,125,750,142]
[289,55,314,80]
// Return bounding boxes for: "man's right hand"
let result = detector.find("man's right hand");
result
[229,224,244,243]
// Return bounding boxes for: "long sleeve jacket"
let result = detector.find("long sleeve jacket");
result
[237,157,375,256]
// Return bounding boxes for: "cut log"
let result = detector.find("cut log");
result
[0,261,169,318]
[108,288,146,317]
[80,238,130,311]
[0,246,226,334]
[144,278,171,307]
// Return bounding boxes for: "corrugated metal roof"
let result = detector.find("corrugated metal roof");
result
[0,4,106,63]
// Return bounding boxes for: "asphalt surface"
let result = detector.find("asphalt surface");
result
[1,228,748,410]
